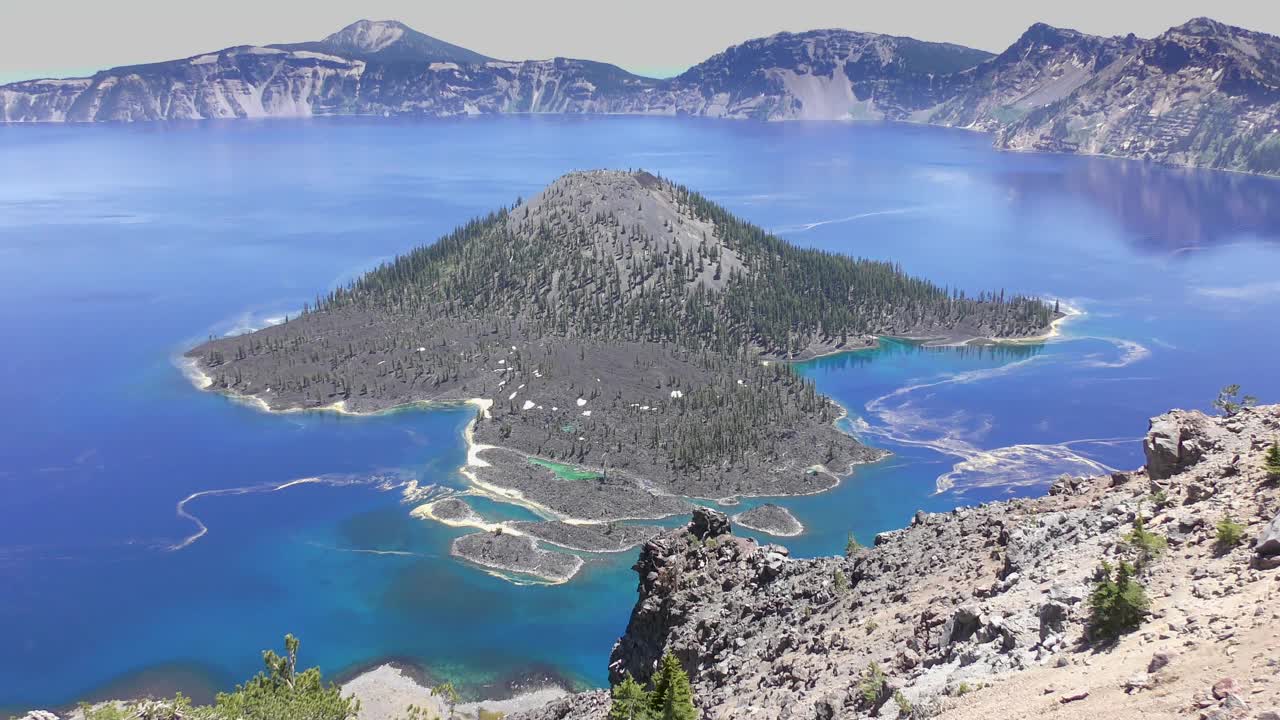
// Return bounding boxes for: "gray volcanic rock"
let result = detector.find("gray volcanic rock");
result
[930,23,1140,130]
[659,29,993,121]
[302,19,493,63]
[507,690,610,720]
[474,448,694,522]
[1143,409,1224,481]
[517,405,1280,719]
[423,497,483,523]
[998,18,1280,174]
[511,520,662,553]
[731,503,804,536]
[451,530,583,583]
[1257,512,1280,557]
[689,507,731,540]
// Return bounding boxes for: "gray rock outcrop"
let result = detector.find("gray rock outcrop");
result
[531,405,1280,719]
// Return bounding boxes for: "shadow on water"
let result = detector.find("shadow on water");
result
[998,154,1280,253]
[60,662,228,712]
[339,507,417,553]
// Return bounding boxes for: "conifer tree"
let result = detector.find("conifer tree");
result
[649,653,697,720]
[609,674,653,720]
[1264,441,1280,480]
[1087,560,1149,640]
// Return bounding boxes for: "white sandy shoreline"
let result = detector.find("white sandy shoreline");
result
[341,663,569,720]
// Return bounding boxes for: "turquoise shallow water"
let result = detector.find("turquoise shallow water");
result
[2,116,1280,709]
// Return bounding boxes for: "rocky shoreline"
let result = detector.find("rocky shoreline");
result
[730,503,804,537]
[450,531,584,585]
[511,521,664,554]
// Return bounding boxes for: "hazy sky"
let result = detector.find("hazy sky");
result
[3,1,1279,83]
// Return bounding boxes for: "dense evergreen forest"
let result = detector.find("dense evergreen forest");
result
[190,171,1054,503]
[320,171,1053,357]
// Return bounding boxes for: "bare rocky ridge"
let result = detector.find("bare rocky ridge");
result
[513,405,1280,720]
[929,23,1141,131]
[4,18,1278,175]
[997,18,1280,175]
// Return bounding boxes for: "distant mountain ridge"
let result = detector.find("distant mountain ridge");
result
[995,18,1280,174]
[3,17,1278,174]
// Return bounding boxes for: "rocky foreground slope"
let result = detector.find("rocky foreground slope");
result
[4,18,1279,174]
[514,405,1280,719]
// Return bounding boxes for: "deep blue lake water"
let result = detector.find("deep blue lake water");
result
[2,116,1279,710]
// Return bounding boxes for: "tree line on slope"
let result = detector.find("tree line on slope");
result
[315,174,1054,357]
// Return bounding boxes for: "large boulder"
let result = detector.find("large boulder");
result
[1256,512,1280,557]
[1144,413,1206,481]
[690,507,731,540]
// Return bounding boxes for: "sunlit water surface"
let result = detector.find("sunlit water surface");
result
[2,117,1279,710]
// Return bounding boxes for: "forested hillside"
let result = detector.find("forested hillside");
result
[189,170,1054,506]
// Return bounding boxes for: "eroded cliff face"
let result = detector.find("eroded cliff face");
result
[997,19,1280,175]
[1,48,366,122]
[928,23,1140,131]
[0,27,990,123]
[658,29,992,121]
[516,405,1280,720]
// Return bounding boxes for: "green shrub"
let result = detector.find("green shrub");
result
[1213,381,1254,415]
[858,661,887,706]
[833,568,850,593]
[1264,442,1280,480]
[79,703,131,720]
[1088,561,1150,640]
[893,690,913,716]
[1148,489,1170,509]
[1124,515,1167,566]
[608,653,696,720]
[1213,384,1257,417]
[649,653,697,720]
[66,637,361,720]
[395,705,435,720]
[211,635,359,720]
[609,674,651,720]
[1216,516,1246,549]
[951,682,972,697]
[432,682,460,720]
[845,533,862,557]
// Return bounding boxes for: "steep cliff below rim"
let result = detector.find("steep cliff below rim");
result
[928,23,1141,131]
[997,18,1280,176]
[515,404,1280,719]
